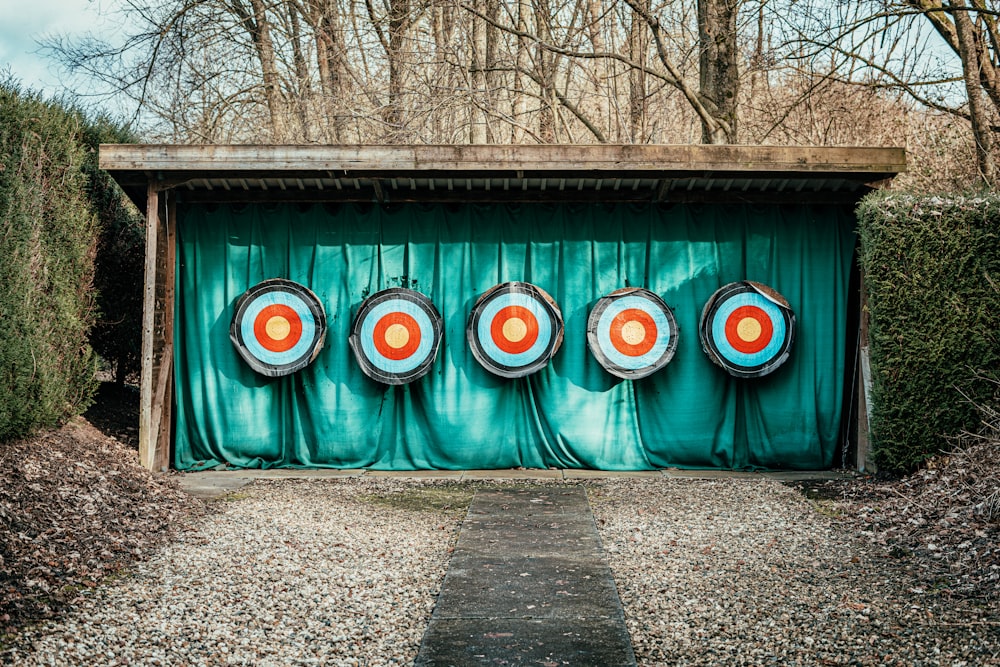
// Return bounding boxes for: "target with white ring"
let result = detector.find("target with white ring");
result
[467,282,564,378]
[230,279,327,377]
[699,281,795,378]
[349,288,443,385]
[587,288,679,380]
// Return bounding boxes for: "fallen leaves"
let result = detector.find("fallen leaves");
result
[0,417,205,634]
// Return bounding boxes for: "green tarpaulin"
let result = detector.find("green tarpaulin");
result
[173,201,855,471]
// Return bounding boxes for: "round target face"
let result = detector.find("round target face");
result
[230,279,327,377]
[349,288,443,385]
[587,288,679,380]
[467,282,564,378]
[699,281,795,378]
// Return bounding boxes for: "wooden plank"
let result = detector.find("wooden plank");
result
[99,144,907,176]
[855,267,876,473]
[138,184,159,471]
[154,194,177,472]
[172,186,869,206]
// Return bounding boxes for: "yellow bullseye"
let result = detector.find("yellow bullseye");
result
[620,320,647,346]
[736,317,762,342]
[384,323,411,349]
[502,317,528,342]
[265,316,292,341]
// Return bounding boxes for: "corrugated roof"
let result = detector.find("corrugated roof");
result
[100,144,905,207]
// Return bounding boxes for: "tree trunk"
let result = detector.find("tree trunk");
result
[312,0,348,142]
[697,0,739,143]
[628,0,649,142]
[954,0,995,184]
[385,0,410,136]
[231,0,284,140]
[470,0,488,143]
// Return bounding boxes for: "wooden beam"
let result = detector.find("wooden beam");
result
[137,186,176,472]
[99,144,907,176]
[855,267,876,474]
[138,184,159,471]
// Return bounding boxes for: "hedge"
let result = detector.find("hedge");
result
[857,192,1000,472]
[0,83,99,440]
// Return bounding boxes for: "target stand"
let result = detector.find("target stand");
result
[699,281,795,378]
[467,281,564,379]
[349,288,443,385]
[230,279,327,377]
[587,287,679,380]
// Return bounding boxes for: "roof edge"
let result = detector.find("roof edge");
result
[99,144,906,176]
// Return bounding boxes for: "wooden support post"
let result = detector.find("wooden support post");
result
[139,183,176,472]
[139,184,159,470]
[855,267,875,473]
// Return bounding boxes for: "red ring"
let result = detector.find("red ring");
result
[253,304,303,353]
[490,305,539,354]
[608,308,658,357]
[724,306,773,354]
[372,312,422,360]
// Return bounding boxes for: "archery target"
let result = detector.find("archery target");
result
[467,282,564,378]
[699,281,795,378]
[230,279,327,377]
[587,288,679,379]
[349,288,443,385]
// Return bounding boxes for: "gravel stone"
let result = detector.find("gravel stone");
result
[589,478,1000,666]
[6,479,466,667]
[7,477,999,666]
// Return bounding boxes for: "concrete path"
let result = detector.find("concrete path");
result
[173,467,854,499]
[414,486,636,666]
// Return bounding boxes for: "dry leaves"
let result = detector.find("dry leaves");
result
[0,418,204,636]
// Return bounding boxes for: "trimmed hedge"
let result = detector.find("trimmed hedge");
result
[857,192,1000,472]
[0,83,99,440]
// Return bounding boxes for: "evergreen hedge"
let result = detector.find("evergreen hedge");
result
[857,192,1000,472]
[0,83,99,440]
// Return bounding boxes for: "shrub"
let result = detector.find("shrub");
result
[0,82,99,440]
[857,192,1000,472]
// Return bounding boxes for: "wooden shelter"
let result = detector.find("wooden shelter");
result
[99,144,905,473]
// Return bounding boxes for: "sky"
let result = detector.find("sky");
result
[0,0,109,96]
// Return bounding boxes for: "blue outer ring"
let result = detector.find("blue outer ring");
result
[348,288,443,385]
[699,282,794,378]
[358,299,437,375]
[475,292,554,368]
[467,282,562,378]
[594,295,673,371]
[230,279,327,378]
[709,292,787,368]
[239,292,318,366]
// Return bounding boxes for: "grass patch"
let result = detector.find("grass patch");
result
[363,485,474,516]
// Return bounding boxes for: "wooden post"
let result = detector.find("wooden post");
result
[139,183,176,472]
[139,183,159,470]
[855,267,875,473]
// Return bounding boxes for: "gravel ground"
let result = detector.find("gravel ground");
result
[5,479,470,667]
[590,478,1000,666]
[7,477,1000,666]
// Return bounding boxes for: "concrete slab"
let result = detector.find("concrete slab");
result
[415,486,636,666]
[565,469,662,479]
[432,556,622,620]
[172,467,859,500]
[416,617,635,666]
[659,469,857,480]
[365,470,465,479]
[173,473,256,499]
[461,469,564,480]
